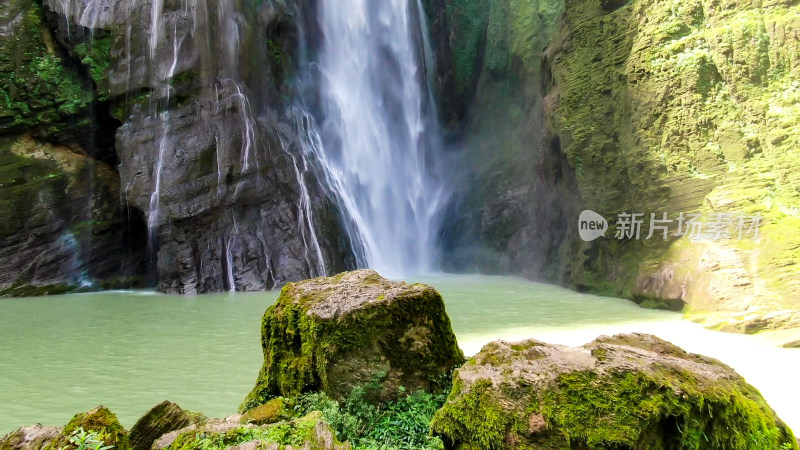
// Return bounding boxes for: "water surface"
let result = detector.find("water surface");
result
[1,275,797,435]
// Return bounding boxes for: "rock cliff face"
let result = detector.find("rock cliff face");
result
[430,0,800,330]
[425,0,576,281]
[0,0,145,295]
[103,0,357,293]
[1,0,359,294]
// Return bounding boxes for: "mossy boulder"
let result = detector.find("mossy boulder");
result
[157,412,349,450]
[129,401,206,450]
[431,333,797,449]
[241,270,465,411]
[50,405,129,450]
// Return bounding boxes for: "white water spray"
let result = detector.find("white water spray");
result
[315,0,447,277]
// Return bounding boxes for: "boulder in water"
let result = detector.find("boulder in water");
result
[241,270,464,410]
[431,333,798,449]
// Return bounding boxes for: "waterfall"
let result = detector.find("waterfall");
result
[313,0,447,277]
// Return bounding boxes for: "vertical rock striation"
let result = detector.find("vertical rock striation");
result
[107,0,357,293]
[2,0,360,294]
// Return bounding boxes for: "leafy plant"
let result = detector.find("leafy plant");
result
[62,427,114,450]
[294,387,447,450]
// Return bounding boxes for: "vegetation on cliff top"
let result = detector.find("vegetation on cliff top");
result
[0,0,99,135]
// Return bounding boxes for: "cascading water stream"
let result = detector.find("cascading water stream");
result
[312,0,448,277]
[147,21,184,242]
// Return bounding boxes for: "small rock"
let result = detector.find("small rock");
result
[161,412,349,450]
[0,424,61,450]
[782,340,800,349]
[129,400,206,450]
[241,398,287,425]
[54,406,128,449]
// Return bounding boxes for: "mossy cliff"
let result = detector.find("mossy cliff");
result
[545,0,800,330]
[0,0,88,136]
[431,0,799,331]
[431,333,798,449]
[0,135,145,296]
[0,0,145,295]
[242,270,465,411]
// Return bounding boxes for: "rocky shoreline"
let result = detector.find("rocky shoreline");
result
[2,271,796,450]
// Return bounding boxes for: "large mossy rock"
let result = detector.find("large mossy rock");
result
[242,270,465,410]
[431,333,797,449]
[129,401,205,450]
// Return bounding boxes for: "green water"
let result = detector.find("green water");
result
[1,275,797,436]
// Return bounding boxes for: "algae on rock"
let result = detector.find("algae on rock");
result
[158,412,350,450]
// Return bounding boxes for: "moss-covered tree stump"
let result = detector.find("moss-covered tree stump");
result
[431,333,798,449]
[242,270,465,410]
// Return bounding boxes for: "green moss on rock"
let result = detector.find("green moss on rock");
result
[0,0,93,134]
[431,334,797,449]
[540,0,800,326]
[49,406,129,450]
[241,398,289,426]
[73,33,111,101]
[241,270,465,411]
[129,401,206,450]
[166,412,349,450]
[0,425,61,450]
